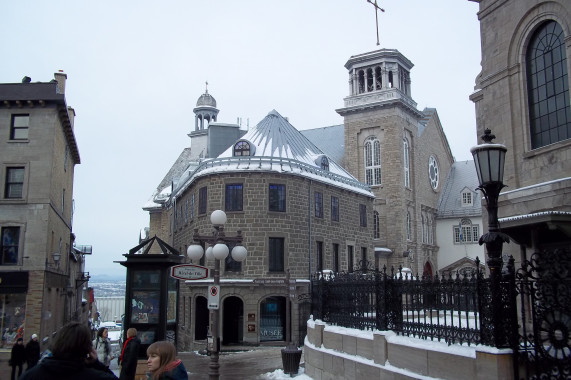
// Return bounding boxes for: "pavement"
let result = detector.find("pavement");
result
[1,345,303,380]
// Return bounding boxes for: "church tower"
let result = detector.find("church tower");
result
[337,49,453,273]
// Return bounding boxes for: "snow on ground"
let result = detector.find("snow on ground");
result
[262,367,312,379]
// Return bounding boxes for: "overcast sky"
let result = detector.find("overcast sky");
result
[2,1,481,277]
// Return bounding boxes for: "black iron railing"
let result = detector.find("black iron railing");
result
[311,258,516,347]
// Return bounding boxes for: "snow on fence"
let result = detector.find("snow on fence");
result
[311,261,498,347]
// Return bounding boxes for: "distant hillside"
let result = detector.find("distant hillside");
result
[89,272,126,283]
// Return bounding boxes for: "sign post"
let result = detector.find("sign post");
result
[208,285,220,310]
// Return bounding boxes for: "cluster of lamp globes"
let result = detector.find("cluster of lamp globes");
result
[186,210,248,262]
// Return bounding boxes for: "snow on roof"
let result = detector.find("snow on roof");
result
[170,110,373,201]
[499,210,571,223]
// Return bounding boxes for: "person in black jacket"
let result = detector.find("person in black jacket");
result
[25,334,40,369]
[10,337,25,380]
[119,328,141,380]
[19,321,117,380]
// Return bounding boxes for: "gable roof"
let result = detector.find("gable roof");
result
[436,160,482,218]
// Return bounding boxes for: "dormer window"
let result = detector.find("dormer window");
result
[234,141,251,156]
[320,156,329,171]
[462,190,473,206]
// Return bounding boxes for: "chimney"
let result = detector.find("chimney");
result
[54,70,67,94]
[67,107,76,130]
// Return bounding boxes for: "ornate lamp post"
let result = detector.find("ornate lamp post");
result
[471,128,510,347]
[186,210,247,380]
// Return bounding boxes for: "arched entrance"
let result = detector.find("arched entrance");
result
[222,296,243,345]
[260,296,286,342]
[195,296,209,340]
[423,261,433,278]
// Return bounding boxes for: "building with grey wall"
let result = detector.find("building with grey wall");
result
[0,73,90,350]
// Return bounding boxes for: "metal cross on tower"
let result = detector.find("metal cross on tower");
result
[366,0,385,46]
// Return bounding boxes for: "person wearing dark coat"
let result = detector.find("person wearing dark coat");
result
[25,334,40,369]
[10,337,25,380]
[119,328,141,380]
[19,321,117,380]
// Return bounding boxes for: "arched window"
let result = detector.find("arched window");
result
[366,68,374,91]
[403,138,410,188]
[454,218,480,244]
[375,66,382,90]
[373,211,380,239]
[421,215,426,243]
[406,211,411,241]
[234,141,251,156]
[364,136,381,185]
[358,70,365,94]
[526,21,570,149]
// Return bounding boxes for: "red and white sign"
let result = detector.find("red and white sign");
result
[170,264,209,280]
[208,285,220,310]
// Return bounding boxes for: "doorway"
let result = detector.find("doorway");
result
[222,296,243,345]
[195,296,209,340]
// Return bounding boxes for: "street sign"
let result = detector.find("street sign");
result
[170,264,209,280]
[252,278,286,285]
[208,285,220,310]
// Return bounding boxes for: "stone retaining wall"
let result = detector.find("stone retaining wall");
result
[304,320,514,380]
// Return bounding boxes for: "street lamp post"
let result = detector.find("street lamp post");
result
[186,210,247,380]
[471,128,510,347]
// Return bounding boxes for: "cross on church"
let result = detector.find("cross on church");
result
[205,81,209,93]
[366,0,385,46]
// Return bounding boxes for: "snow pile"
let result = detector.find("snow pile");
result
[262,368,312,379]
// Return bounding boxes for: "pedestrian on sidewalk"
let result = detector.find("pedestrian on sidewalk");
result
[25,334,40,369]
[146,341,188,380]
[19,321,117,380]
[93,327,114,368]
[119,328,140,380]
[9,337,25,380]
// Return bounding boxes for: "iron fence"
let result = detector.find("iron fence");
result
[311,257,516,347]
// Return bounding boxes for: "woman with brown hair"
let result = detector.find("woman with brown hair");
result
[146,341,187,380]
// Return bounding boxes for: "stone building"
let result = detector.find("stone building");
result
[143,47,465,350]
[469,0,571,261]
[0,73,90,350]
[335,49,455,276]
[166,109,374,349]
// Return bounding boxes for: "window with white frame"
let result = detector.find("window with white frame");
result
[403,138,410,188]
[462,190,473,206]
[454,219,480,244]
[364,136,381,185]
[234,141,251,156]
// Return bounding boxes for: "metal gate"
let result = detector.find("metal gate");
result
[515,248,571,379]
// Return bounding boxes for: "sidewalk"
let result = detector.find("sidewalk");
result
[1,345,300,380]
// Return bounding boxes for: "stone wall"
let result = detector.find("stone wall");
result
[304,320,514,380]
